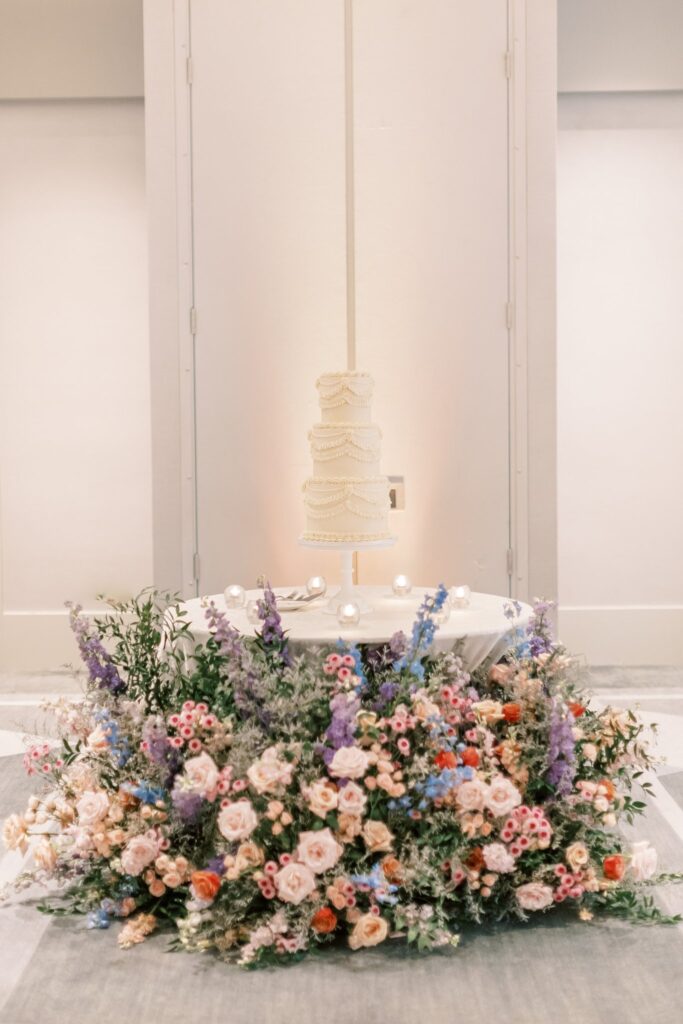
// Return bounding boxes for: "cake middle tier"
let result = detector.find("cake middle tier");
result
[302,476,391,543]
[309,423,382,477]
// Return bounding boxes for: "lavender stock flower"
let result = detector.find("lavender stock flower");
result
[257,581,292,667]
[546,699,576,795]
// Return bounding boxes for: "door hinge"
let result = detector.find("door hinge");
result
[193,552,201,582]
[190,307,197,335]
[186,57,193,86]
[504,50,513,80]
[505,301,514,331]
[506,548,514,576]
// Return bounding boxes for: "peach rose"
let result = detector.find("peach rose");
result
[306,780,338,819]
[362,820,394,853]
[121,833,160,876]
[455,779,489,813]
[566,841,589,873]
[337,780,367,817]
[76,790,110,827]
[488,664,514,685]
[515,882,554,911]
[484,776,522,818]
[183,752,220,801]
[274,861,317,904]
[235,840,264,870]
[218,799,258,842]
[329,746,369,780]
[296,828,343,873]
[472,700,504,724]
[190,870,221,902]
[2,813,29,853]
[348,912,389,950]
[247,747,294,794]
[86,725,110,753]
[33,838,58,873]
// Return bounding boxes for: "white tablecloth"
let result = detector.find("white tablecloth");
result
[181,587,532,671]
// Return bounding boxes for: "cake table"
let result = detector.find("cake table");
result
[181,588,533,671]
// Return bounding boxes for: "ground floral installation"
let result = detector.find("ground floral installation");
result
[3,585,681,966]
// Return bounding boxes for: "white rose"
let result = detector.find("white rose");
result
[183,752,220,801]
[247,747,294,794]
[515,881,554,911]
[306,780,338,819]
[629,840,658,882]
[218,799,258,842]
[483,842,516,874]
[337,781,367,817]
[76,790,110,827]
[329,746,369,780]
[295,828,343,873]
[120,833,160,876]
[348,912,389,950]
[274,861,317,904]
[485,776,522,818]
[455,779,489,813]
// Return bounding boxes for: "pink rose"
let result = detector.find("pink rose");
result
[515,882,554,911]
[247,747,294,794]
[337,781,367,817]
[483,842,516,873]
[485,776,522,818]
[182,752,220,801]
[76,790,110,827]
[329,746,369,780]
[121,832,160,876]
[274,861,317,904]
[455,779,489,813]
[295,828,343,873]
[217,800,258,842]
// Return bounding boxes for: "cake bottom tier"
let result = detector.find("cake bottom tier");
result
[302,476,392,543]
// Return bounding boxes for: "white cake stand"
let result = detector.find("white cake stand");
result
[299,537,396,614]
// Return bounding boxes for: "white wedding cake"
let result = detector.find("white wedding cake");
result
[302,371,392,543]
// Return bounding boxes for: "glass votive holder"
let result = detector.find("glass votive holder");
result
[392,573,413,597]
[449,585,471,609]
[306,575,327,598]
[433,604,451,625]
[337,601,361,627]
[246,600,261,624]
[224,584,246,608]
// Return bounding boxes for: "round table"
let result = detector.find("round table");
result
[181,587,532,671]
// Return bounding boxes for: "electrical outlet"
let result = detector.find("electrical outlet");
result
[388,475,405,510]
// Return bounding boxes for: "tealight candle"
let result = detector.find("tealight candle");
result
[246,600,261,624]
[337,601,361,627]
[392,573,413,597]
[450,585,471,609]
[306,575,327,598]
[224,583,246,608]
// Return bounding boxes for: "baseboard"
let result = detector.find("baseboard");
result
[559,606,683,666]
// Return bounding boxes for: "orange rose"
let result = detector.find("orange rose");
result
[435,750,458,770]
[569,702,585,718]
[603,855,625,881]
[311,907,338,934]
[599,778,616,801]
[465,847,485,871]
[190,870,222,901]
[502,703,522,724]
[460,747,480,768]
[381,855,404,882]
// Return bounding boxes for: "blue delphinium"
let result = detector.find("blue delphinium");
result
[350,862,398,905]
[393,584,449,680]
[87,908,110,929]
[93,708,130,767]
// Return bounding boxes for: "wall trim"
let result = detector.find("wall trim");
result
[559,606,683,665]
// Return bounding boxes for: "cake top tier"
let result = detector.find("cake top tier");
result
[316,371,373,424]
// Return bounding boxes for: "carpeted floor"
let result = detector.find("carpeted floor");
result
[1,671,683,1024]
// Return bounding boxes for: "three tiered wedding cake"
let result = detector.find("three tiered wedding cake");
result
[302,371,392,543]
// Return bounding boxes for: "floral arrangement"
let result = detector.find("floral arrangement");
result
[2,584,680,966]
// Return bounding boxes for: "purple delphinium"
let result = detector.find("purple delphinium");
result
[257,581,292,667]
[205,601,244,660]
[526,599,557,658]
[206,856,226,877]
[321,692,360,765]
[546,699,576,795]
[67,603,125,694]
[372,679,399,713]
[171,789,204,823]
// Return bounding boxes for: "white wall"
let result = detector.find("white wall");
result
[558,92,683,663]
[0,0,151,673]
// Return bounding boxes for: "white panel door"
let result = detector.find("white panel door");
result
[354,0,511,590]
[190,0,348,593]
[190,0,511,596]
